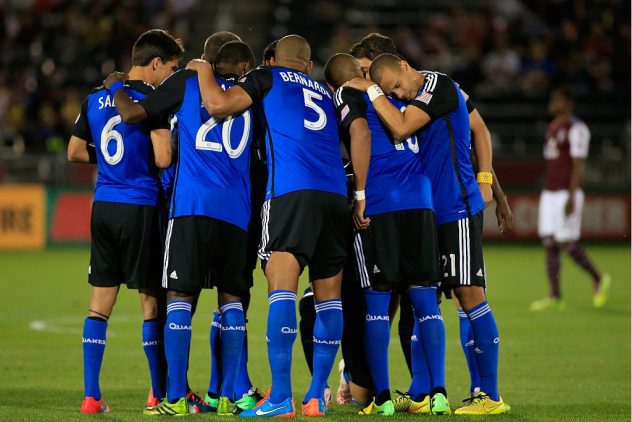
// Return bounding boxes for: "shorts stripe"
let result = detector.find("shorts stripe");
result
[465,218,471,285]
[161,219,174,288]
[458,218,471,285]
[353,232,371,289]
[258,200,271,261]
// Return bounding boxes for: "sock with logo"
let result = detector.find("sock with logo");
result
[143,319,166,400]
[219,301,246,401]
[458,310,480,394]
[207,311,222,397]
[234,331,253,398]
[267,290,297,403]
[363,290,391,405]
[408,286,446,393]
[304,298,343,403]
[466,301,499,401]
[164,300,192,403]
[407,318,430,401]
[83,316,107,399]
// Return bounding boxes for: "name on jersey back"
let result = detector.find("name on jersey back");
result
[278,71,331,99]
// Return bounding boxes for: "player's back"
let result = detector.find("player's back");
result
[84,81,160,206]
[241,66,346,200]
[415,71,483,224]
[543,115,589,191]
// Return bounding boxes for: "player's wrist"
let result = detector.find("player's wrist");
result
[367,84,385,102]
[109,80,125,95]
[476,171,493,185]
[353,190,366,201]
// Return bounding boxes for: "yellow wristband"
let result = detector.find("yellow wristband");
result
[477,172,493,185]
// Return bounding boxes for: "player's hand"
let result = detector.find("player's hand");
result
[103,72,127,89]
[495,195,514,235]
[564,195,575,216]
[187,59,212,73]
[478,183,493,207]
[353,199,371,230]
[344,77,374,92]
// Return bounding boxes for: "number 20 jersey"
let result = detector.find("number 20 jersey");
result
[72,81,168,206]
[237,66,347,200]
[141,69,253,231]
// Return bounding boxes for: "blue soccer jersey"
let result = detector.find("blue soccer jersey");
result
[141,69,253,231]
[408,71,484,225]
[334,87,433,215]
[72,81,169,206]
[237,66,346,200]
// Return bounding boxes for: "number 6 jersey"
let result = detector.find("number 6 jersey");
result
[141,69,253,231]
[237,66,346,200]
[72,81,169,206]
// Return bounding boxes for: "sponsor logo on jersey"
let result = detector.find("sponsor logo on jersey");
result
[281,327,297,334]
[418,314,444,323]
[82,337,106,345]
[168,322,191,330]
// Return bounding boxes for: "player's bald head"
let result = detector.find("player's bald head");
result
[275,35,312,70]
[203,31,241,63]
[369,53,404,85]
[324,53,362,90]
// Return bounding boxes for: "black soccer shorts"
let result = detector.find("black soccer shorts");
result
[89,201,162,290]
[258,190,349,281]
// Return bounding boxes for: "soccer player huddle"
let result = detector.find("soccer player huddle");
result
[69,28,515,417]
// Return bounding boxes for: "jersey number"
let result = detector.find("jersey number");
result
[441,254,456,278]
[100,115,124,165]
[195,111,251,159]
[303,88,327,131]
[394,106,419,153]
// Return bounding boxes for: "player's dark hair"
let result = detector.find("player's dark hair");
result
[369,53,402,84]
[360,32,398,58]
[132,29,184,66]
[552,86,575,102]
[203,31,241,63]
[215,41,255,70]
[324,53,362,90]
[349,41,372,59]
[262,39,278,65]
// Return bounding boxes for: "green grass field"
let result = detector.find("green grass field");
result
[0,244,629,421]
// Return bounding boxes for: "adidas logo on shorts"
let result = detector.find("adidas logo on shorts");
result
[476,268,484,277]
[170,270,178,280]
[373,265,381,274]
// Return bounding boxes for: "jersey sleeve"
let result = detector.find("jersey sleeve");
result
[334,88,368,133]
[460,88,476,113]
[409,73,459,119]
[140,70,188,124]
[568,121,590,158]
[237,68,273,102]
[71,97,92,142]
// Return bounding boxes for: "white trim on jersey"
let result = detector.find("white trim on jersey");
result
[568,120,590,159]
[161,219,174,288]
[353,232,371,289]
[258,200,271,261]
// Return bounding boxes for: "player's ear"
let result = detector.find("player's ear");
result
[400,60,409,72]
[151,57,161,71]
[201,53,207,61]
[305,60,313,75]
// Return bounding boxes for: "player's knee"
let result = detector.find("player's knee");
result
[542,236,555,248]
[453,285,485,311]
[219,291,242,305]
[166,290,194,303]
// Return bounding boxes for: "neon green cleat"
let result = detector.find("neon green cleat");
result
[430,392,450,415]
[234,387,264,413]
[217,397,235,416]
[392,391,430,414]
[454,392,507,415]
[593,273,611,307]
[530,296,566,311]
[203,394,219,412]
[143,397,189,416]
[359,400,395,416]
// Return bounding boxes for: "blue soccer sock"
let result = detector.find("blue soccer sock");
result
[234,332,253,398]
[458,310,481,394]
[408,286,446,394]
[219,301,246,401]
[304,298,343,403]
[267,290,297,403]
[363,290,391,404]
[208,311,222,397]
[466,301,499,401]
[82,317,107,400]
[143,319,166,400]
[164,300,192,403]
[408,318,431,401]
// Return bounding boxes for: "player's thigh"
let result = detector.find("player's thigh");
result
[309,193,350,282]
[163,216,212,294]
[555,189,584,243]
[354,212,400,288]
[538,190,564,238]
[437,212,486,289]
[400,209,442,285]
[89,201,124,287]
[214,220,250,298]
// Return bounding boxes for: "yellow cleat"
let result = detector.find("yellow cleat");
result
[454,393,507,415]
[358,400,395,416]
[530,296,565,311]
[392,391,430,414]
[593,273,611,308]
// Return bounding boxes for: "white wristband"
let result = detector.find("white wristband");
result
[367,84,385,102]
[354,190,366,201]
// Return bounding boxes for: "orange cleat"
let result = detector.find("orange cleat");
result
[301,398,326,417]
[80,396,111,414]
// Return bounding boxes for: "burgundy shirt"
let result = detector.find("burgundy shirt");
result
[543,115,590,191]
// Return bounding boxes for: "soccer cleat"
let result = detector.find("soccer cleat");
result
[593,273,611,308]
[80,396,111,414]
[187,390,213,413]
[454,392,507,415]
[143,397,188,416]
[358,400,395,416]
[392,391,430,414]
[254,386,272,408]
[301,398,327,416]
[204,394,219,412]
[239,397,296,418]
[234,387,265,414]
[217,396,236,416]
[146,388,161,409]
[430,392,450,415]
[530,296,566,311]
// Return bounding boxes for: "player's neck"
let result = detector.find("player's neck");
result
[127,66,154,87]
[553,111,572,123]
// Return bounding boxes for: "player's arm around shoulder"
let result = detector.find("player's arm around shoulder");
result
[187,59,252,119]
[103,72,148,124]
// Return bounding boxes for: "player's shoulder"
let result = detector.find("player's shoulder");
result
[334,86,365,108]
[569,115,588,129]
[419,70,451,94]
[126,80,155,95]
